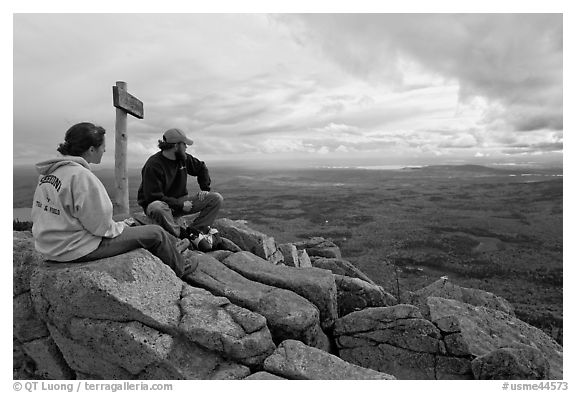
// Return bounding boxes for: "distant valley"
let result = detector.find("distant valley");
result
[13,164,563,343]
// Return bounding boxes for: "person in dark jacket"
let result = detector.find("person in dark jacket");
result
[137,128,223,240]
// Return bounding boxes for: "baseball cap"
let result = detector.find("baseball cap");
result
[163,128,194,145]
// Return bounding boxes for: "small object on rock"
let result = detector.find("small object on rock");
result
[189,227,219,252]
[193,236,213,252]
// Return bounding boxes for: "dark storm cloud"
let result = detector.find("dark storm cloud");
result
[502,142,563,155]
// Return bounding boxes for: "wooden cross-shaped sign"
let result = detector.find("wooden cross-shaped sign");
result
[112,81,143,216]
[113,83,144,119]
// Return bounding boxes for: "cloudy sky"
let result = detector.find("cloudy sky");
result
[13,13,563,168]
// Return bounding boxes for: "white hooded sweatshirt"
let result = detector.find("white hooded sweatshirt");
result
[31,156,125,261]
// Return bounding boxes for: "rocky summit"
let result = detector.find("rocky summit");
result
[13,218,563,380]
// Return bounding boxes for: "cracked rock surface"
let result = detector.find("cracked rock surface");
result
[427,296,562,379]
[334,274,397,317]
[333,304,473,379]
[264,339,395,380]
[183,252,328,349]
[471,344,550,380]
[213,218,283,264]
[14,226,563,381]
[26,242,274,379]
[221,251,337,330]
[312,257,376,284]
[409,277,515,317]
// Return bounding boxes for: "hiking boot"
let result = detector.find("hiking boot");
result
[190,232,213,252]
[178,226,190,240]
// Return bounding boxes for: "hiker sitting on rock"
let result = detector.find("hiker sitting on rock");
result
[31,122,197,279]
[137,128,223,250]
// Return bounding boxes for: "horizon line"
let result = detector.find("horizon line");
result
[13,161,564,171]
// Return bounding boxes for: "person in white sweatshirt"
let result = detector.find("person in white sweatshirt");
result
[31,122,197,278]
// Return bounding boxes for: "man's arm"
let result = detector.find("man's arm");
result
[186,155,211,191]
[141,163,185,211]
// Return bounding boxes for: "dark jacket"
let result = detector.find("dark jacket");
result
[137,151,211,212]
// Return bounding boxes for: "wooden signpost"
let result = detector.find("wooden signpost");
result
[112,81,144,216]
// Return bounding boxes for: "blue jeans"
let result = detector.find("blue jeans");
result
[73,225,196,277]
[146,192,223,238]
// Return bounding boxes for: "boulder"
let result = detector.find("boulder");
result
[278,243,298,267]
[31,250,185,333]
[264,339,395,380]
[177,286,276,367]
[334,304,473,380]
[13,231,45,295]
[334,275,397,317]
[17,221,556,382]
[221,251,337,330]
[427,297,562,379]
[436,356,475,380]
[297,249,312,268]
[205,250,234,261]
[471,344,550,380]
[13,292,49,342]
[217,237,243,253]
[13,232,73,379]
[293,237,342,259]
[334,304,422,333]
[244,371,286,380]
[276,245,312,268]
[213,218,283,263]
[13,338,37,379]
[337,343,438,380]
[48,321,250,380]
[13,338,28,372]
[312,257,375,284]
[183,252,326,348]
[21,336,75,379]
[411,277,514,316]
[29,248,275,378]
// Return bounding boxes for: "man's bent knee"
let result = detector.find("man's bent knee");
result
[209,192,224,205]
[146,200,171,216]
